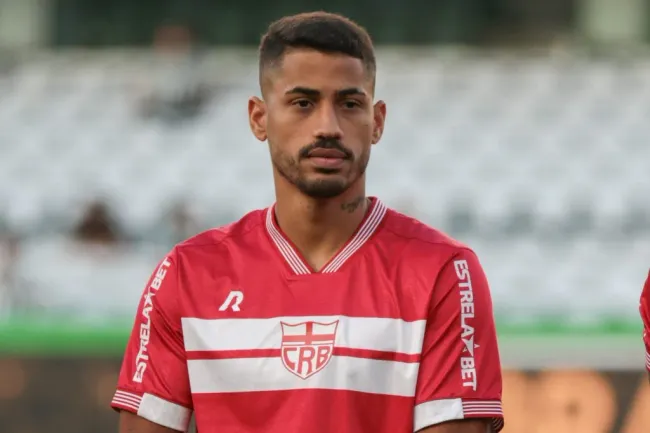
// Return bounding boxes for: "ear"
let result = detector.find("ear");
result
[371,100,386,145]
[248,96,267,142]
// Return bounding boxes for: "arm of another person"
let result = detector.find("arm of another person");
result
[112,249,193,432]
[640,270,650,382]
[413,249,504,433]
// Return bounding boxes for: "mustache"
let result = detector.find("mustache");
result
[298,138,353,160]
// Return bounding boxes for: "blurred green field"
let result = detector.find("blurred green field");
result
[0,317,641,356]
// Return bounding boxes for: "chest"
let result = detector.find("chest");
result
[181,258,431,320]
[179,266,430,397]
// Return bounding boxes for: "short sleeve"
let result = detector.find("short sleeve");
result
[111,249,192,431]
[414,249,504,432]
[640,270,650,371]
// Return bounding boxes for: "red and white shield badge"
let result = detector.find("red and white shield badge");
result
[280,320,339,380]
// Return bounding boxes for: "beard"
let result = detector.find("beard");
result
[271,138,370,199]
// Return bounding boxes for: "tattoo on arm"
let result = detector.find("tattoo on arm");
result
[341,196,366,213]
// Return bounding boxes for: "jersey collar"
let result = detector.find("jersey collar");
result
[265,197,387,275]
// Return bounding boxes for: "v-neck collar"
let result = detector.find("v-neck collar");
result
[264,197,387,275]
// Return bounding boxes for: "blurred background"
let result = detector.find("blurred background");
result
[0,0,649,432]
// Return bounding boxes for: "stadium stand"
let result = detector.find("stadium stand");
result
[1,50,649,326]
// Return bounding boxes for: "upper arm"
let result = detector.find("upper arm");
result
[111,249,193,432]
[640,270,650,373]
[119,410,180,433]
[418,419,490,433]
[414,249,504,432]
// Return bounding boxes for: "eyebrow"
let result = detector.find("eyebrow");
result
[284,86,368,98]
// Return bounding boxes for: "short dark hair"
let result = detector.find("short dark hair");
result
[259,12,376,84]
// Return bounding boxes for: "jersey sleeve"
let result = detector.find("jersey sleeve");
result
[640,270,650,371]
[111,248,192,431]
[414,248,504,432]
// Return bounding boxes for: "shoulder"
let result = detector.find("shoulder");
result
[382,207,477,262]
[379,208,489,306]
[171,208,266,263]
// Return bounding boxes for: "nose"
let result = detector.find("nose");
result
[313,103,343,140]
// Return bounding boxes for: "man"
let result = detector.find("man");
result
[640,270,650,377]
[112,12,504,433]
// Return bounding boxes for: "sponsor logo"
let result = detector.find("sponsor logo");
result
[280,320,339,379]
[133,257,172,383]
[218,290,244,312]
[454,259,478,391]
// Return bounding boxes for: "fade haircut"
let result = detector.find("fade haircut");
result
[258,12,376,89]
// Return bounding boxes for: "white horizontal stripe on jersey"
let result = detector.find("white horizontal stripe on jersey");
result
[187,356,419,396]
[182,315,426,354]
[138,393,192,432]
[413,398,503,432]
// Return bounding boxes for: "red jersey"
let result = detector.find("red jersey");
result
[111,198,504,432]
[640,270,650,371]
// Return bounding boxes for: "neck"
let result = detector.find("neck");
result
[273,177,369,271]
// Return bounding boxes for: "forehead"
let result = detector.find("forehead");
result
[270,48,371,94]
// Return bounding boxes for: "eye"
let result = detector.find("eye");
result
[343,100,361,109]
[293,99,312,109]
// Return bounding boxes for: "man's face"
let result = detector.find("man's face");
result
[249,48,386,198]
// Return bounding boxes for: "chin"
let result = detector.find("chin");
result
[296,177,350,199]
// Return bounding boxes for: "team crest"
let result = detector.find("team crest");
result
[280,320,339,379]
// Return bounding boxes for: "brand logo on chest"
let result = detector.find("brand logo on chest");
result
[280,320,339,379]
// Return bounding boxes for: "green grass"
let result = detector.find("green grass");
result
[0,319,132,355]
[0,317,642,356]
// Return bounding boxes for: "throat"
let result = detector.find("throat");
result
[274,196,371,272]
[304,250,340,273]
[340,196,366,214]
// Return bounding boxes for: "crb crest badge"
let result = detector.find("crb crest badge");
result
[280,320,339,379]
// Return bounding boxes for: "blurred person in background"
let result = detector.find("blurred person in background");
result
[137,23,213,123]
[157,201,201,247]
[112,11,503,433]
[72,200,124,247]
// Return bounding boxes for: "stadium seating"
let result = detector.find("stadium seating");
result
[1,50,649,325]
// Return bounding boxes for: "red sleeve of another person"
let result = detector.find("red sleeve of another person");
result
[110,248,192,431]
[640,270,650,371]
[414,248,504,432]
